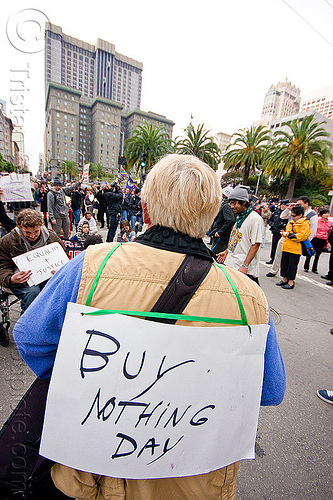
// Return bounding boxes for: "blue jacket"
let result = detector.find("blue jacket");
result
[13,249,285,406]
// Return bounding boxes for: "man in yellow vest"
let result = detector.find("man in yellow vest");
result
[14,154,285,500]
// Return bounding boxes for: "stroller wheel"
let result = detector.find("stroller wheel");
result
[0,323,10,347]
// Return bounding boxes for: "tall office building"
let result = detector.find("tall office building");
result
[44,24,174,176]
[301,85,333,121]
[261,80,301,124]
[45,23,143,110]
[45,83,174,176]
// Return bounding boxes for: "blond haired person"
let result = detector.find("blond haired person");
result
[14,155,285,500]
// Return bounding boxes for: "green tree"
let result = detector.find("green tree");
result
[61,160,78,181]
[89,163,104,181]
[0,153,17,172]
[124,120,172,175]
[176,123,221,170]
[223,125,271,185]
[264,115,332,199]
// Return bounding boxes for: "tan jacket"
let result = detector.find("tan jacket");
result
[51,242,269,500]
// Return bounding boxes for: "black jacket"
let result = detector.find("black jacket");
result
[209,201,235,242]
[128,194,142,217]
[268,208,288,233]
[104,187,123,215]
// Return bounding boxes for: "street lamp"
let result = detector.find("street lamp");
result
[255,166,264,196]
[103,122,125,157]
[73,150,85,171]
[62,160,67,181]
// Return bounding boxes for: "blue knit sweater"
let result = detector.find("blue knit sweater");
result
[13,250,286,406]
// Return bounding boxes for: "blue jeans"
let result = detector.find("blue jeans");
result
[120,210,129,222]
[130,215,138,233]
[12,282,44,314]
[106,214,119,242]
[72,209,81,230]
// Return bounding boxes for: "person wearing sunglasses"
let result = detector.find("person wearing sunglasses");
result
[276,204,311,289]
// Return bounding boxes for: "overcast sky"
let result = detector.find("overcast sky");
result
[1,0,332,174]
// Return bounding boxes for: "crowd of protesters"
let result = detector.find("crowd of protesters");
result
[1,175,331,313]
[0,176,145,320]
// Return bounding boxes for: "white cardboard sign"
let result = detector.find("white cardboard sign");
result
[12,242,69,286]
[0,173,33,202]
[40,303,269,479]
[82,163,90,182]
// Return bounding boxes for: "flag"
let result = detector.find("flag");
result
[120,166,128,179]
[126,176,135,192]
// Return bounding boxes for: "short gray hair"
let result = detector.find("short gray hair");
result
[141,154,221,239]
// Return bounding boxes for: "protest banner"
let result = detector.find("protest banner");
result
[12,242,69,286]
[40,303,269,479]
[82,164,90,182]
[0,173,33,202]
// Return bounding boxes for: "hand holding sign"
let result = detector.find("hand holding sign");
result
[12,242,69,286]
[10,270,32,285]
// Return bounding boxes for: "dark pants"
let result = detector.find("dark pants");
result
[98,206,108,228]
[106,214,118,242]
[327,243,333,280]
[247,274,260,286]
[304,237,326,272]
[270,232,281,261]
[281,251,300,281]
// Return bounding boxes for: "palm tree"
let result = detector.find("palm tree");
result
[89,163,104,181]
[176,123,221,170]
[264,115,333,199]
[223,125,271,185]
[124,121,172,175]
[61,160,78,181]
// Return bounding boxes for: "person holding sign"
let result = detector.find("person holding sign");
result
[0,209,63,314]
[13,155,285,499]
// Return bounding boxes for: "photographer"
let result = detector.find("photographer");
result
[104,181,122,242]
[276,204,311,290]
[116,219,136,242]
[128,188,142,233]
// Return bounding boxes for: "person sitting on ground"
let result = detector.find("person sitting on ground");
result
[77,211,98,235]
[276,204,310,290]
[0,209,63,314]
[116,219,136,242]
[70,221,91,243]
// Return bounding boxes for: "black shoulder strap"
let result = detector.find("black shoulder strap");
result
[149,255,212,324]
[306,210,316,220]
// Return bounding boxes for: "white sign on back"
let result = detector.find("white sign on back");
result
[0,173,33,202]
[40,303,269,479]
[12,242,69,286]
[40,303,268,479]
